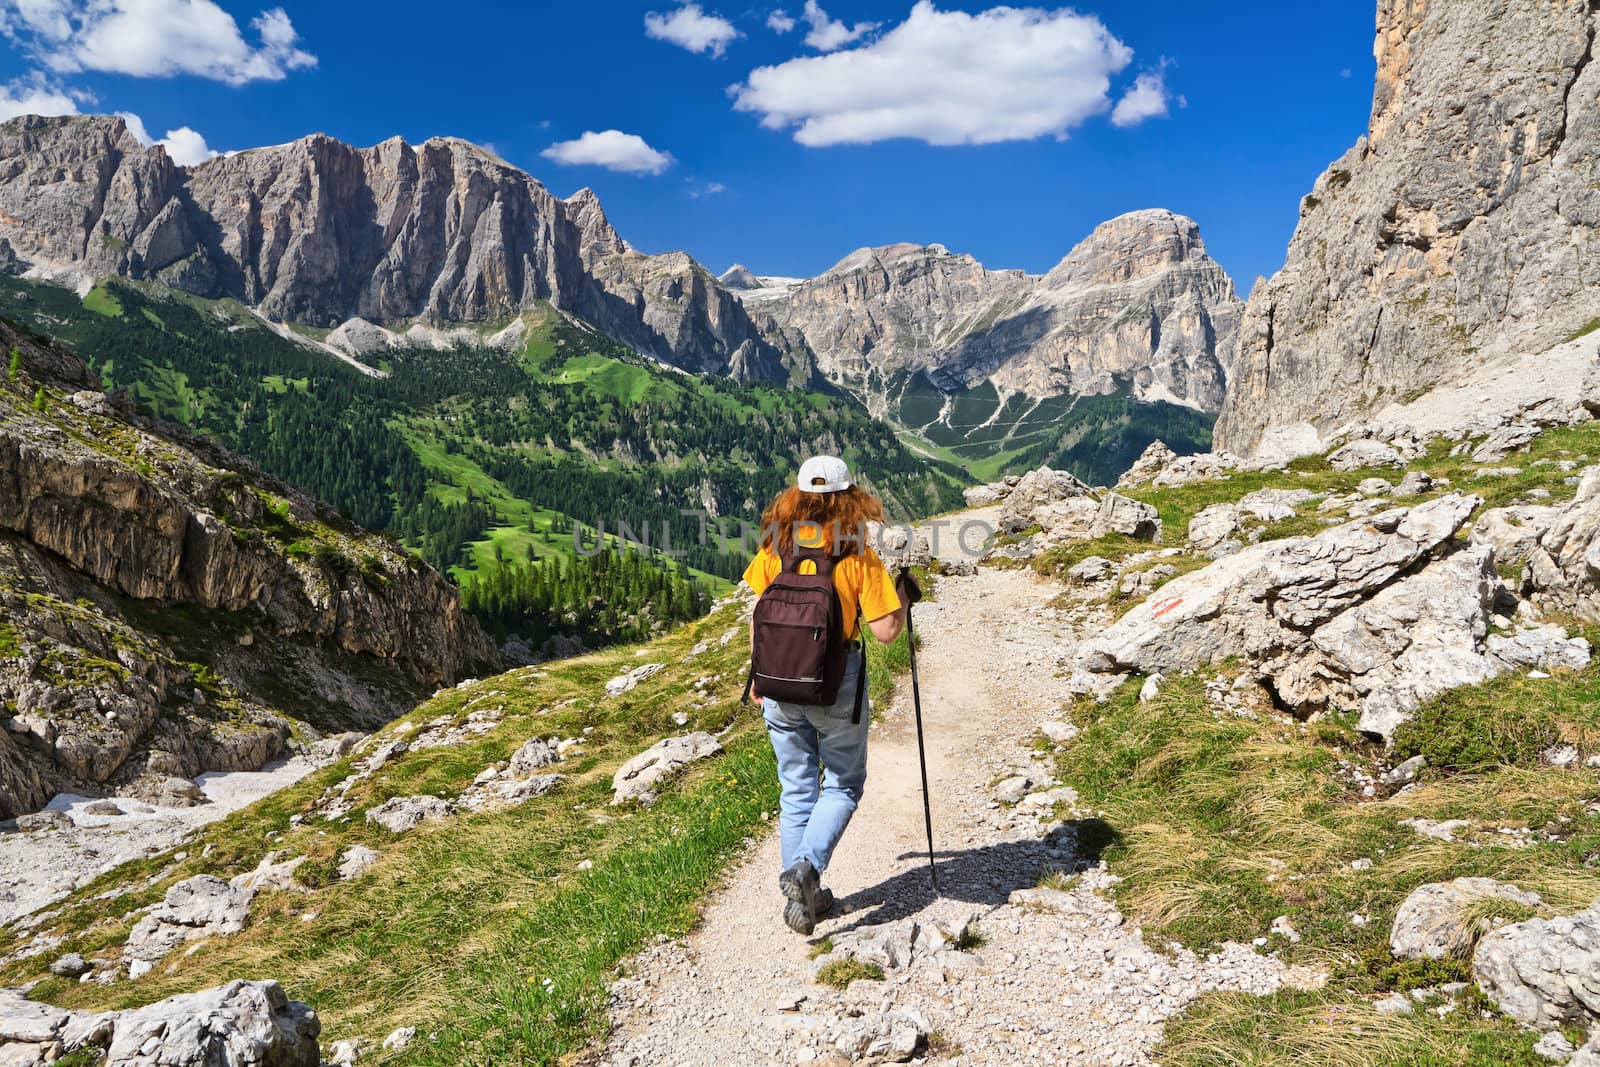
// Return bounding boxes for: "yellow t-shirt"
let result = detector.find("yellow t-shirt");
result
[742,535,901,641]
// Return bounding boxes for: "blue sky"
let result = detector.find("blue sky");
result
[0,0,1376,291]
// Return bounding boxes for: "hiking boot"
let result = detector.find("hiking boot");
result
[779,859,821,934]
[815,887,835,916]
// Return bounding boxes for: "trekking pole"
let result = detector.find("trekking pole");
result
[899,567,939,896]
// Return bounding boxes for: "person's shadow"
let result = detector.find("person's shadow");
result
[827,817,1120,932]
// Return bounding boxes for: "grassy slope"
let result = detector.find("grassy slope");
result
[2,571,925,1064]
[1032,421,1600,1066]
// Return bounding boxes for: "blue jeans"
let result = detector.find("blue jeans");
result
[762,649,869,875]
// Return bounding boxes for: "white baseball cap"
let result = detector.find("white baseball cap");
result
[797,455,852,494]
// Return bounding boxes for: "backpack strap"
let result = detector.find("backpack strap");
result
[778,540,840,576]
[850,606,867,724]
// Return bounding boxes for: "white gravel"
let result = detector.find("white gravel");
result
[0,756,319,926]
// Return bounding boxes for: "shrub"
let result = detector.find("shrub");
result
[1390,689,1561,771]
[815,958,885,988]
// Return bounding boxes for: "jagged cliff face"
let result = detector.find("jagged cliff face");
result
[0,115,789,380]
[0,320,497,816]
[1217,0,1600,456]
[751,210,1241,413]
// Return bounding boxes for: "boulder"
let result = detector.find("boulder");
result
[0,989,109,1063]
[1390,878,1542,961]
[1117,440,1179,487]
[104,979,319,1066]
[1328,440,1405,471]
[604,663,667,698]
[1487,626,1592,673]
[49,953,91,979]
[1237,488,1317,522]
[1524,469,1600,622]
[1065,556,1113,584]
[230,853,309,894]
[1393,471,1437,498]
[1472,506,1559,569]
[151,776,206,808]
[337,845,379,881]
[1076,494,1578,738]
[1472,423,1541,464]
[962,482,1011,507]
[611,733,722,806]
[125,875,256,964]
[998,467,1094,533]
[1188,504,1240,551]
[1151,452,1241,488]
[365,795,453,833]
[507,739,558,777]
[1093,493,1161,540]
[1473,903,1600,1030]
[15,810,72,832]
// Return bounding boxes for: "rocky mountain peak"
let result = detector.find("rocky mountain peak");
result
[566,186,628,262]
[1042,209,1214,290]
[823,241,947,277]
[717,264,762,290]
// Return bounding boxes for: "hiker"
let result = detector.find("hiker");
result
[742,455,916,934]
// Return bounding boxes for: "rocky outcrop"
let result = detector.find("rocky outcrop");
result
[1390,878,1543,961]
[1523,468,1600,622]
[759,210,1241,413]
[0,321,496,815]
[0,115,791,380]
[1076,494,1590,738]
[1473,902,1600,1031]
[125,875,256,967]
[1218,0,1600,456]
[0,980,319,1066]
[611,733,722,807]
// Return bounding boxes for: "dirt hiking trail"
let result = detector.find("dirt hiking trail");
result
[597,514,1306,1066]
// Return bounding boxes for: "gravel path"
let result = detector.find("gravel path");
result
[597,535,1317,1066]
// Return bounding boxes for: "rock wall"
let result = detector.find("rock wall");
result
[0,320,497,814]
[1217,0,1600,456]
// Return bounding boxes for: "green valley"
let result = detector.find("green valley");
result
[0,277,968,653]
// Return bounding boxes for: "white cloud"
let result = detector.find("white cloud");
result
[766,8,795,32]
[0,70,78,121]
[644,2,739,57]
[541,130,674,176]
[732,1,1134,147]
[800,0,876,51]
[116,110,220,165]
[1,0,317,85]
[688,179,728,198]
[1110,69,1170,127]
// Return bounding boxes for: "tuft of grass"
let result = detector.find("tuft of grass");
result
[1565,317,1600,344]
[1391,685,1564,772]
[808,937,835,960]
[815,958,886,989]
[952,923,985,951]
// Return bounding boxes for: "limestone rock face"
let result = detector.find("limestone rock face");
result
[1077,494,1591,738]
[759,210,1241,413]
[0,115,790,380]
[1218,0,1600,455]
[0,321,496,816]
[1524,468,1600,622]
[1473,903,1600,1031]
[611,733,723,807]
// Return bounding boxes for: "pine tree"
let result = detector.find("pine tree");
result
[6,347,19,381]
[31,386,45,412]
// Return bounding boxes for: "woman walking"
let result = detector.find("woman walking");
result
[742,455,911,934]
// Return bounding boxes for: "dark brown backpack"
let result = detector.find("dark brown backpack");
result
[743,544,867,722]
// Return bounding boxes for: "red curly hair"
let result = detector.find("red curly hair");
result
[759,484,886,558]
